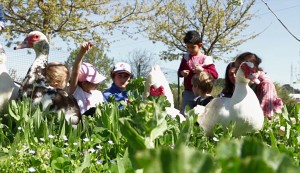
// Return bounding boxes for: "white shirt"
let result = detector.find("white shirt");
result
[73,86,104,114]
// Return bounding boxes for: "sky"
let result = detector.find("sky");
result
[2,0,300,89]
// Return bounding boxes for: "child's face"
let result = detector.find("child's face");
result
[113,72,131,90]
[81,81,98,93]
[47,75,68,90]
[192,83,201,96]
[186,43,202,55]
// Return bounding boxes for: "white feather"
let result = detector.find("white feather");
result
[144,65,174,107]
[197,62,264,136]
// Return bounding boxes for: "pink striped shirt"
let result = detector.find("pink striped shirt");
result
[256,72,283,119]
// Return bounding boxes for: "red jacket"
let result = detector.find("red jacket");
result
[177,54,218,91]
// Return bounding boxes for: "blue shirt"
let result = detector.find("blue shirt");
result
[0,5,5,29]
[103,83,128,103]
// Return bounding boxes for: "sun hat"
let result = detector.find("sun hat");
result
[78,62,106,84]
[112,62,131,75]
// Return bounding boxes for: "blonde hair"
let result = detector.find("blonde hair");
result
[46,62,70,90]
[192,72,214,94]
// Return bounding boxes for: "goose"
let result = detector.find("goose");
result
[196,61,264,136]
[14,31,81,126]
[144,65,186,122]
[0,43,19,113]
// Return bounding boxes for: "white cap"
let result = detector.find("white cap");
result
[112,62,131,75]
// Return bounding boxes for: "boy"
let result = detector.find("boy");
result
[191,72,214,107]
[177,30,218,115]
[103,62,131,107]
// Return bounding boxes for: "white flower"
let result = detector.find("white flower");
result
[83,138,90,142]
[39,138,45,142]
[29,150,36,155]
[62,135,68,141]
[108,140,114,145]
[96,145,103,149]
[18,126,22,130]
[64,143,69,146]
[48,134,55,139]
[28,167,36,172]
[213,137,219,142]
[88,148,96,153]
[96,160,103,165]
[110,160,116,164]
[73,142,78,146]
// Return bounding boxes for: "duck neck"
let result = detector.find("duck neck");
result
[20,43,50,97]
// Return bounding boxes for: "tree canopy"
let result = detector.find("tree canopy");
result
[134,0,258,61]
[126,49,156,78]
[2,0,258,62]
[1,0,162,48]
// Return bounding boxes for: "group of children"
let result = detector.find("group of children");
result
[178,31,283,120]
[45,42,132,116]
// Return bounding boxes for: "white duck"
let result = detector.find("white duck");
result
[15,31,81,126]
[144,65,185,122]
[196,62,264,136]
[0,43,19,113]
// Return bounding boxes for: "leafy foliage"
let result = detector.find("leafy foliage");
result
[0,78,300,172]
[1,0,162,48]
[135,0,258,61]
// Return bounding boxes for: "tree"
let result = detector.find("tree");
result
[1,0,163,48]
[126,49,156,78]
[65,45,113,88]
[135,0,258,61]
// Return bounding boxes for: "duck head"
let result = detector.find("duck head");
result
[239,61,260,84]
[14,31,49,54]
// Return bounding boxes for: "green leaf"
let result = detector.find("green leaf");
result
[75,152,91,173]
[150,120,167,143]
[51,157,71,171]
[119,118,146,150]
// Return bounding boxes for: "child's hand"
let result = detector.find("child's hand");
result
[79,42,94,54]
[193,65,203,74]
[181,70,190,77]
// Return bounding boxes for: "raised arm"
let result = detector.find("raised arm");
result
[68,42,94,95]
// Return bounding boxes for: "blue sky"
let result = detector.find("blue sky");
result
[3,0,300,89]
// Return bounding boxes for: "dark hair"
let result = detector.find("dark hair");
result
[183,30,201,44]
[221,62,235,97]
[234,52,262,70]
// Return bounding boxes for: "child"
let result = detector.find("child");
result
[68,42,106,115]
[219,52,262,98]
[103,62,131,105]
[177,30,218,114]
[254,69,283,120]
[0,4,5,31]
[218,62,236,98]
[45,62,70,90]
[191,71,214,107]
